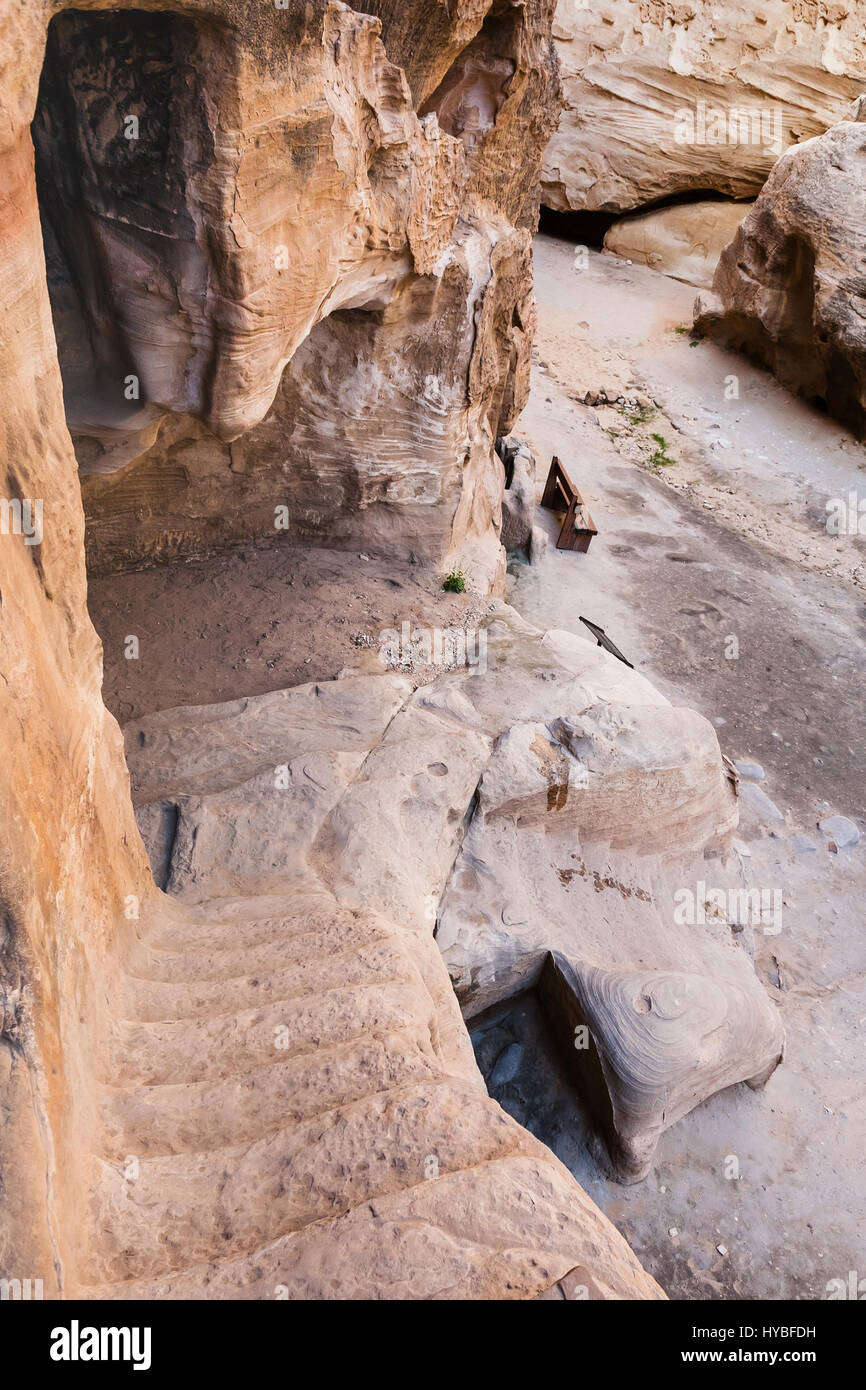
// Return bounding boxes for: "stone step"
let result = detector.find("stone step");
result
[99,1024,441,1159]
[85,1079,522,1284]
[120,939,410,1022]
[106,978,430,1087]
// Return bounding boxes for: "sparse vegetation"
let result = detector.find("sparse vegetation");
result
[443,569,466,593]
[649,432,675,467]
[620,402,656,426]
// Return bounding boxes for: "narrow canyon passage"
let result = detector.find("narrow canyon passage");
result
[473,233,866,1299]
[5,0,865,1321]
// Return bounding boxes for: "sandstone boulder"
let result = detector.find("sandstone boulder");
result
[432,619,784,1181]
[126,607,782,1194]
[694,103,866,438]
[603,199,753,288]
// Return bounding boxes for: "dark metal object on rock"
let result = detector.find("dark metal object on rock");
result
[579,616,634,669]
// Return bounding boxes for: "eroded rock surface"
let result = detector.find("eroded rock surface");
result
[427,619,783,1180]
[543,0,866,213]
[105,629,674,1298]
[603,199,752,289]
[81,217,536,590]
[80,886,668,1299]
[0,0,783,1299]
[125,611,782,1197]
[695,102,866,437]
[28,1,561,591]
[1,0,669,1300]
[498,434,538,553]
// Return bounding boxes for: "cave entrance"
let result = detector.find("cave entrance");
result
[30,8,262,727]
[32,8,227,476]
[539,189,747,249]
[27,7,490,736]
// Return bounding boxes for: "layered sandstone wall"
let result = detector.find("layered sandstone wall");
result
[31,1,560,589]
[543,0,866,214]
[0,0,158,1294]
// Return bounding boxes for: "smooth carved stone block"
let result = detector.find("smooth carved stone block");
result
[539,953,785,1183]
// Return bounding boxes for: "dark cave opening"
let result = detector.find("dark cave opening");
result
[31,8,225,473]
[470,989,615,1182]
[539,205,619,249]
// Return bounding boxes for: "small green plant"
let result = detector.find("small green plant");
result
[443,570,466,593]
[674,325,689,335]
[624,404,656,426]
[648,432,675,467]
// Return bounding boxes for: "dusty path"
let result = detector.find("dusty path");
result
[475,233,866,1301]
[89,542,492,723]
[518,233,865,823]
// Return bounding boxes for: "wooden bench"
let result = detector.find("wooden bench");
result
[540,456,598,552]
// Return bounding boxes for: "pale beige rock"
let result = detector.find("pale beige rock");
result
[35,5,463,446]
[80,217,535,593]
[540,952,783,1181]
[544,0,866,213]
[498,435,538,553]
[431,619,783,1181]
[603,199,753,288]
[694,104,866,438]
[125,607,780,1196]
[109,632,681,1296]
[79,888,664,1298]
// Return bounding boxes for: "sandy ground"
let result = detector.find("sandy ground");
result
[476,234,866,1300]
[89,540,492,723]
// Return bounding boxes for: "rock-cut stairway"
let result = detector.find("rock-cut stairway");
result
[84,884,666,1298]
[74,609,781,1297]
[75,656,665,1300]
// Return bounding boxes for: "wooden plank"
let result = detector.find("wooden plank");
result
[541,456,597,551]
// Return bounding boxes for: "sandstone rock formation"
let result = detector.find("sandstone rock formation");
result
[0,0,786,1299]
[28,1,560,592]
[97,647,676,1296]
[124,610,782,1194]
[543,0,866,214]
[1,0,672,1301]
[497,434,538,552]
[603,198,752,288]
[428,616,784,1181]
[694,102,866,437]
